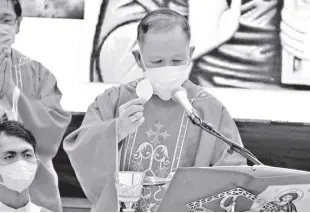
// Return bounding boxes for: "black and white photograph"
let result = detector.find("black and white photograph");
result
[1,0,310,212]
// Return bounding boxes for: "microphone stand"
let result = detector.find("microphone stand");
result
[188,112,263,166]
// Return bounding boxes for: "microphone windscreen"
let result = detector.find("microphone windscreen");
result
[171,86,187,102]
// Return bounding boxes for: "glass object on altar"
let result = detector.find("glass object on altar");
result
[143,172,175,186]
[114,171,145,212]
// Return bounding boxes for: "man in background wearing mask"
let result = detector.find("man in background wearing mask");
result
[0,0,71,211]
[0,121,49,212]
[64,9,246,212]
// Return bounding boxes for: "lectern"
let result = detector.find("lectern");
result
[158,166,310,212]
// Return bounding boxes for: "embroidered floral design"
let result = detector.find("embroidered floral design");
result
[132,122,172,212]
[132,122,171,176]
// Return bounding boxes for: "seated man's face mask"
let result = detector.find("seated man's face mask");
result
[0,132,38,194]
[0,159,38,193]
[139,49,191,101]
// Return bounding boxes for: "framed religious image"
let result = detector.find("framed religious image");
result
[88,0,310,89]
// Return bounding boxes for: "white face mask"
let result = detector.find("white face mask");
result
[0,160,37,193]
[139,51,190,101]
[0,24,16,48]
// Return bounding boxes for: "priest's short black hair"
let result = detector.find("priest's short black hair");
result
[137,8,191,44]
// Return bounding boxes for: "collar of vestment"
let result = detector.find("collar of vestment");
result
[9,48,31,66]
[0,197,41,212]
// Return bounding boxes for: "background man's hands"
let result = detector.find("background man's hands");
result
[0,47,16,103]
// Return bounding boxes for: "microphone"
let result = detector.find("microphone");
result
[172,87,194,116]
[171,87,201,125]
[172,86,263,165]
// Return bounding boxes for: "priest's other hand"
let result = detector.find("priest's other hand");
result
[116,98,147,142]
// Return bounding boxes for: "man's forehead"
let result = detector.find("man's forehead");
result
[0,135,34,153]
[0,143,34,154]
[142,34,189,56]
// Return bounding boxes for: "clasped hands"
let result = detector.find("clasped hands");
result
[0,46,16,103]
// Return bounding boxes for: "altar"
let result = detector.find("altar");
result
[54,113,310,211]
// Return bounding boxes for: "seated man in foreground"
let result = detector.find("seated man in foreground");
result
[64,8,246,212]
[0,0,72,211]
[0,121,49,212]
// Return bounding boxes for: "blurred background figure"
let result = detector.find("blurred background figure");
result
[0,0,72,211]
[44,0,84,19]
[20,0,46,17]
[21,0,85,19]
[0,121,49,212]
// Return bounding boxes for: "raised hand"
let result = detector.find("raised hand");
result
[116,98,147,142]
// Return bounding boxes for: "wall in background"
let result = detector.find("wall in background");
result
[12,0,310,123]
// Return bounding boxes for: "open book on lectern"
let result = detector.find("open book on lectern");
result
[157,165,310,212]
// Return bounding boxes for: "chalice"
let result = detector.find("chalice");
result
[114,171,145,212]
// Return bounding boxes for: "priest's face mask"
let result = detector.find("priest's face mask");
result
[0,0,22,47]
[133,25,195,101]
[0,125,38,193]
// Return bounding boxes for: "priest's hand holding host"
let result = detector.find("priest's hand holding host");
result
[116,98,147,142]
